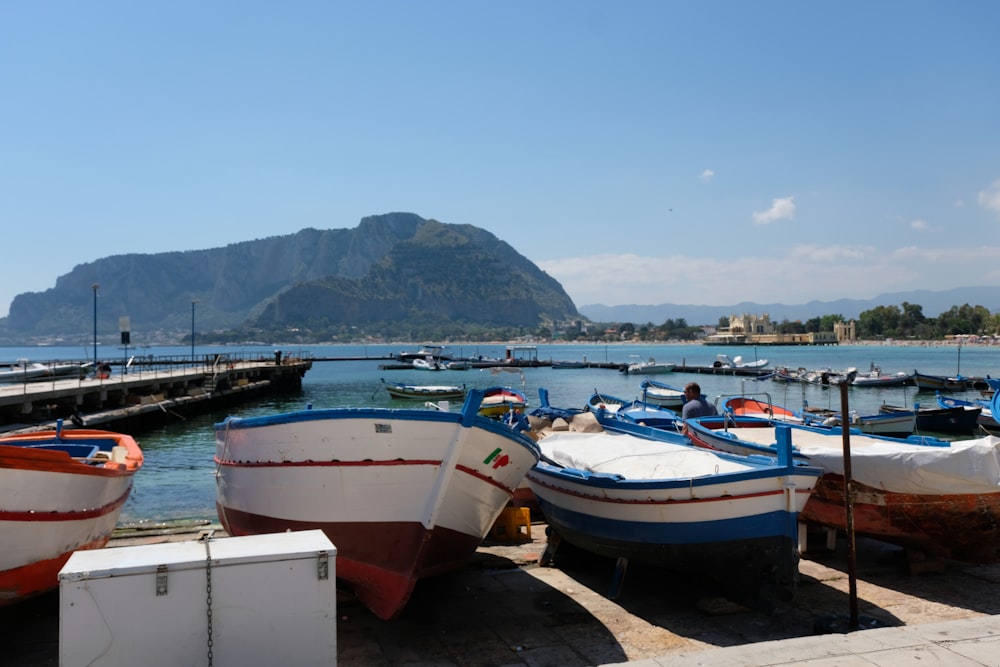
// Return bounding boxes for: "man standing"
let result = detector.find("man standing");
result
[681,382,717,420]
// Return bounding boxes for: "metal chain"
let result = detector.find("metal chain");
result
[204,537,214,666]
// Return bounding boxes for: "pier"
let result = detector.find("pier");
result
[0,352,312,434]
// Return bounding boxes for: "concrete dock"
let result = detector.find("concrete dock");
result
[8,519,1000,666]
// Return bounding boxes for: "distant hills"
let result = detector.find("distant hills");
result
[579,286,1000,325]
[0,213,580,343]
[2,210,994,345]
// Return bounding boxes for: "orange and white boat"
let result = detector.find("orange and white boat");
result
[0,422,143,605]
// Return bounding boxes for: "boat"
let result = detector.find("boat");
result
[723,395,916,438]
[684,415,1000,563]
[0,421,144,605]
[713,354,769,370]
[799,401,917,438]
[639,379,686,410]
[587,391,683,429]
[912,370,968,392]
[398,345,453,364]
[552,360,587,369]
[799,368,857,385]
[936,394,998,434]
[412,357,443,371]
[879,402,981,435]
[770,367,806,383]
[381,378,467,401]
[478,386,528,418]
[850,365,911,387]
[213,390,542,620]
[622,357,676,375]
[0,359,92,384]
[525,392,823,609]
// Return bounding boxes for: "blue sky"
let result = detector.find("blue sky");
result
[3,1,999,318]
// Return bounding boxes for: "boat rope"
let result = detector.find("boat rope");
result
[205,536,214,666]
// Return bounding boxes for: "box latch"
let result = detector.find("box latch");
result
[156,564,169,596]
[317,551,329,581]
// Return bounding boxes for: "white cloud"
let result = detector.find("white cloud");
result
[752,196,795,225]
[978,180,1000,215]
[537,244,1000,307]
[953,199,965,208]
[699,169,715,183]
[910,219,929,230]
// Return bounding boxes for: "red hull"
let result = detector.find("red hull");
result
[217,505,482,620]
[0,536,110,605]
[802,474,1000,564]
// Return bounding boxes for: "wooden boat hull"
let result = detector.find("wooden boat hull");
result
[685,417,1000,563]
[802,474,1000,563]
[0,428,143,605]
[525,423,820,609]
[214,393,540,619]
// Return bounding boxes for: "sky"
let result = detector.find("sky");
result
[3,1,999,318]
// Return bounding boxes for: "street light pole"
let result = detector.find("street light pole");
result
[92,283,99,363]
[191,299,198,365]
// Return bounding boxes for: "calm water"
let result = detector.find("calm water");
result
[3,342,997,526]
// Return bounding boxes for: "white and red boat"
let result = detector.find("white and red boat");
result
[684,415,1000,563]
[214,389,541,620]
[0,423,144,605]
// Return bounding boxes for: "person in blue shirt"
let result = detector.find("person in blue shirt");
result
[681,382,717,420]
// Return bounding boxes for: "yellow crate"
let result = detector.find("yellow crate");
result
[489,506,532,542]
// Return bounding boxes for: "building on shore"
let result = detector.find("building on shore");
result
[704,313,856,346]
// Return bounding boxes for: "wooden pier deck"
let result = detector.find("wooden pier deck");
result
[0,355,312,434]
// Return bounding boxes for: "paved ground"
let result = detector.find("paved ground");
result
[8,521,1000,666]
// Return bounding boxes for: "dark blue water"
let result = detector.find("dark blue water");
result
[3,342,996,525]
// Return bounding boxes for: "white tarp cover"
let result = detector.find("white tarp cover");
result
[538,430,752,481]
[725,427,1000,495]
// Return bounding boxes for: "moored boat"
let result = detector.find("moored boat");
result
[587,391,683,429]
[639,379,686,410]
[381,378,466,401]
[0,422,144,605]
[684,415,1000,563]
[622,357,676,375]
[723,395,916,437]
[880,402,981,435]
[478,386,528,418]
[937,394,998,434]
[526,398,822,609]
[850,365,911,387]
[912,370,968,392]
[213,390,541,620]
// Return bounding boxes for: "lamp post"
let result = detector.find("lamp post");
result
[92,283,99,363]
[191,299,198,365]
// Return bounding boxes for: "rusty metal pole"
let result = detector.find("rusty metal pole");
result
[840,381,859,628]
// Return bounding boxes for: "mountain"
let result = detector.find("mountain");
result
[579,286,1000,325]
[0,213,580,342]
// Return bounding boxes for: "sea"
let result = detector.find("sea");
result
[3,341,997,528]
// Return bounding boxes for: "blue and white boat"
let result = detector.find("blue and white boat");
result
[526,390,822,609]
[586,390,683,430]
[638,378,687,410]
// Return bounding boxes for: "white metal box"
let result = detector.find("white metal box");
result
[58,530,337,667]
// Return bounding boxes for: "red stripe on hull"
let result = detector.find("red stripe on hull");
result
[0,535,111,606]
[802,474,1000,564]
[0,485,133,522]
[217,505,482,620]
